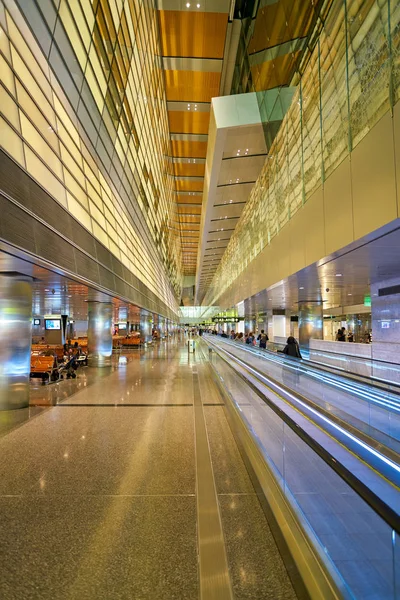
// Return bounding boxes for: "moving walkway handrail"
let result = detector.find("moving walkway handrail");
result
[205,337,400,535]
[222,335,400,398]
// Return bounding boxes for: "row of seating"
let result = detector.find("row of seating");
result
[113,333,141,348]
[30,356,58,382]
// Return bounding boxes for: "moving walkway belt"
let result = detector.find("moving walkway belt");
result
[205,338,400,535]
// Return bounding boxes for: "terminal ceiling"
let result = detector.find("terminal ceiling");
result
[157,0,330,295]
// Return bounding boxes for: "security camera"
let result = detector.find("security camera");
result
[326,288,329,293]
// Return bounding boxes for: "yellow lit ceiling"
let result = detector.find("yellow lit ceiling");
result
[157,2,230,277]
[235,0,332,94]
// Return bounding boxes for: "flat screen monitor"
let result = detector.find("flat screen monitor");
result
[45,319,61,330]
[33,318,41,326]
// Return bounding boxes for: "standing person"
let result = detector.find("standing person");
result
[258,329,269,349]
[336,327,346,341]
[347,330,354,342]
[283,336,302,359]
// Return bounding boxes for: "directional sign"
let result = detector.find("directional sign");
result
[212,317,243,323]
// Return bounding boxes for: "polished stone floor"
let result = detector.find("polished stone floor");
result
[0,340,297,600]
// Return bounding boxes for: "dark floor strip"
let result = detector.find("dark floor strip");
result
[54,403,194,407]
[202,403,225,406]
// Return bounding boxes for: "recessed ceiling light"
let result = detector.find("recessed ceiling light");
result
[348,293,352,296]
[197,2,200,6]
[186,2,190,6]
[336,273,342,277]
[299,287,304,290]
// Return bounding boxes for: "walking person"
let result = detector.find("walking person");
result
[257,329,269,349]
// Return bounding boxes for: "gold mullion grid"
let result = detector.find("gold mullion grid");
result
[95,1,181,290]
[58,0,182,298]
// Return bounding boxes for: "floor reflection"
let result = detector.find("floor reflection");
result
[0,348,147,438]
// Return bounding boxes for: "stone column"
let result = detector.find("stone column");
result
[0,274,32,410]
[87,301,112,366]
[298,302,323,347]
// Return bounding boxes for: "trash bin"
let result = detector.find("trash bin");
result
[188,339,195,353]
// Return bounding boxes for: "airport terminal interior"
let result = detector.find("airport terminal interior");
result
[0,0,400,598]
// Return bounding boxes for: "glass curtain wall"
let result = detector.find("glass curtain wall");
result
[204,0,400,306]
[0,0,182,311]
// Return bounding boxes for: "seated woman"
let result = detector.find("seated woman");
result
[245,332,255,345]
[283,336,302,359]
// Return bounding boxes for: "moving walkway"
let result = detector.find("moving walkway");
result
[201,336,400,600]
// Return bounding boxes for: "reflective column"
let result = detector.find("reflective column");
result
[87,301,112,367]
[140,309,153,344]
[159,315,165,339]
[298,302,323,347]
[0,274,32,410]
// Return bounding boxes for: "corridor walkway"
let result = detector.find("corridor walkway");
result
[0,340,297,600]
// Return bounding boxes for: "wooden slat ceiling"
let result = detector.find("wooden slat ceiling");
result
[173,163,205,177]
[170,140,208,158]
[251,50,303,91]
[158,7,229,277]
[176,194,202,204]
[158,11,228,58]
[244,0,330,96]
[164,71,221,103]
[177,205,202,214]
[249,1,319,53]
[175,179,204,193]
[169,111,210,135]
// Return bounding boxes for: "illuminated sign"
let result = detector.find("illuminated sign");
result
[212,317,243,323]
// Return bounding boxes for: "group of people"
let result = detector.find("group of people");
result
[225,329,302,358]
[335,327,352,342]
[335,327,372,343]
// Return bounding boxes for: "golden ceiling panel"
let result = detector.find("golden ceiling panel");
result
[176,194,203,205]
[158,11,228,59]
[174,162,205,177]
[175,179,204,193]
[171,140,208,158]
[181,225,200,232]
[178,205,202,215]
[168,111,210,135]
[179,215,201,224]
[251,51,302,91]
[165,70,221,103]
[249,1,321,54]
[181,225,200,234]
